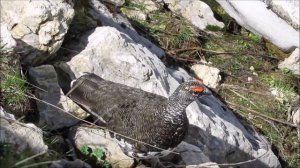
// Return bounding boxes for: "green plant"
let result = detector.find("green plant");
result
[171,23,196,45]
[80,145,112,168]
[229,63,240,74]
[248,32,261,43]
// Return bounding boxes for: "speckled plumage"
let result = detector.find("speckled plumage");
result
[68,73,205,158]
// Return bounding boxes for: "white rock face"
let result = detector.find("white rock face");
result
[266,0,299,30]
[0,107,48,154]
[60,26,280,167]
[69,126,134,168]
[63,26,179,97]
[0,0,74,65]
[191,64,221,89]
[28,65,89,130]
[164,0,224,30]
[0,24,17,52]
[278,48,300,75]
[216,0,299,51]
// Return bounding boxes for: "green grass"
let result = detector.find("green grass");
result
[1,71,28,106]
[260,73,297,103]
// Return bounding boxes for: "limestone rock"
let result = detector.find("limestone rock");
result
[288,105,300,127]
[69,126,134,168]
[191,64,221,89]
[0,106,48,154]
[216,0,299,51]
[265,0,299,30]
[278,48,300,75]
[0,24,17,52]
[186,97,281,168]
[60,26,180,97]
[28,65,88,130]
[0,0,74,65]
[164,0,224,30]
[87,0,165,58]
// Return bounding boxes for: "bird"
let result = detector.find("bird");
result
[67,73,208,160]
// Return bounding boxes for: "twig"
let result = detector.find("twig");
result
[221,84,272,96]
[228,89,259,109]
[228,102,298,128]
[19,161,54,168]
[218,147,269,167]
[167,54,199,62]
[65,139,77,160]
[14,151,47,167]
[168,47,236,55]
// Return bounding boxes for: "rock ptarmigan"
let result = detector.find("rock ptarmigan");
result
[67,73,208,160]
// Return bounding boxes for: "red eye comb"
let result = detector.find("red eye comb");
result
[191,86,204,92]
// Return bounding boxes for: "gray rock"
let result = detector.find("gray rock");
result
[50,159,91,168]
[87,0,165,58]
[0,106,15,120]
[0,0,74,65]
[191,64,221,89]
[69,126,134,168]
[0,106,48,154]
[0,23,17,52]
[28,65,89,130]
[61,26,179,97]
[216,0,299,51]
[174,142,212,165]
[278,48,300,75]
[186,96,281,168]
[164,0,224,30]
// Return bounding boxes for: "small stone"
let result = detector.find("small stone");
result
[191,64,221,89]
[164,0,224,30]
[250,66,255,71]
[247,77,253,82]
[291,106,300,126]
[69,126,134,168]
[278,48,300,75]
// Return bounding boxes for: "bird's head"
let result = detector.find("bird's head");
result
[171,79,209,102]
